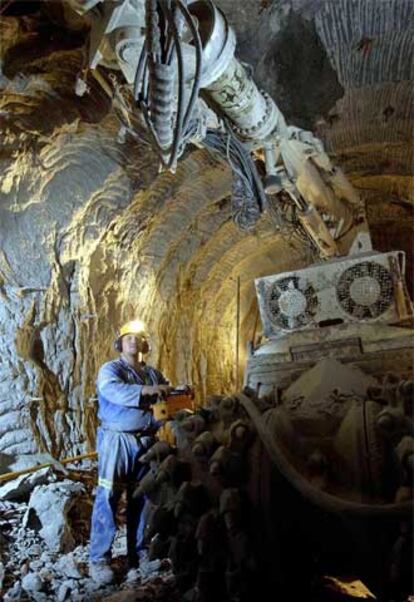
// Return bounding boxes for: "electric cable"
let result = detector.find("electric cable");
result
[131,1,288,233]
[175,0,203,134]
[202,127,273,231]
[133,42,148,102]
[133,0,203,171]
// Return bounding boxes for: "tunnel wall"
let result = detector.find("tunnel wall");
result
[0,3,412,457]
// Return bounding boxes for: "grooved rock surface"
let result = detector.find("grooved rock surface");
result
[0,1,412,457]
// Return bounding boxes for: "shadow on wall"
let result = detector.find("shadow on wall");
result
[248,10,344,129]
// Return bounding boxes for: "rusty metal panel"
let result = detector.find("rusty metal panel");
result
[290,337,362,361]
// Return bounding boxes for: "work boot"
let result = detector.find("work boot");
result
[138,549,161,578]
[90,560,115,585]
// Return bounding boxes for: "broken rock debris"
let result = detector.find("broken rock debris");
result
[0,464,177,601]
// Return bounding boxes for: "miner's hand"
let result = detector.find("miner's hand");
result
[158,384,174,397]
[141,384,174,400]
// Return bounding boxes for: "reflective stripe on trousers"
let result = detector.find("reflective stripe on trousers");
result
[89,428,150,563]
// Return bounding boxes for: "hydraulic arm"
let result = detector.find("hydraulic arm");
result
[67,0,371,257]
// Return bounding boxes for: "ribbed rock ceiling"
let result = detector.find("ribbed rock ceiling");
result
[0,0,412,456]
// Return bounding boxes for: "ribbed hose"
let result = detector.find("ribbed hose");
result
[145,0,175,154]
[146,0,161,58]
[149,62,175,150]
[140,0,201,168]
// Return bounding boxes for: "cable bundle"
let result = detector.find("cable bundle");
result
[134,0,203,171]
[270,191,315,250]
[132,1,285,234]
[202,128,274,231]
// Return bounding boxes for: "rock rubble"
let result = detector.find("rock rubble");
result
[0,466,178,601]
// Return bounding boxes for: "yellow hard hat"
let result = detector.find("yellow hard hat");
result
[119,320,147,338]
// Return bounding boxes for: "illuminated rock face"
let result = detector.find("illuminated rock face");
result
[0,1,412,456]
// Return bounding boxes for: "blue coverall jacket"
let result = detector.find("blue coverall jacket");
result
[90,357,168,564]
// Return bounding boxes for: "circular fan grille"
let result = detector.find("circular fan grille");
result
[265,276,318,330]
[336,261,393,319]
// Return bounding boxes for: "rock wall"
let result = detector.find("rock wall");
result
[0,12,308,456]
[0,1,412,458]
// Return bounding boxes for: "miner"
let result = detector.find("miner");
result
[89,320,172,585]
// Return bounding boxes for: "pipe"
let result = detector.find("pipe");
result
[206,57,285,142]
[0,451,97,484]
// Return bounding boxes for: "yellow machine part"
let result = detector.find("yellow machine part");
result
[157,420,177,446]
[153,400,169,421]
[154,392,195,445]
[153,393,194,421]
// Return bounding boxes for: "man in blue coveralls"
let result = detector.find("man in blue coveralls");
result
[89,320,172,585]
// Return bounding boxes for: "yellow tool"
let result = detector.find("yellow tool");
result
[153,387,195,421]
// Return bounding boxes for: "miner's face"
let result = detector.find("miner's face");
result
[121,333,148,354]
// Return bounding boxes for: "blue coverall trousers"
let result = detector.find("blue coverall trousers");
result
[90,428,150,564]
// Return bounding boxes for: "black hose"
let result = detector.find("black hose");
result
[175,0,203,132]
[133,42,148,102]
[237,392,413,518]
